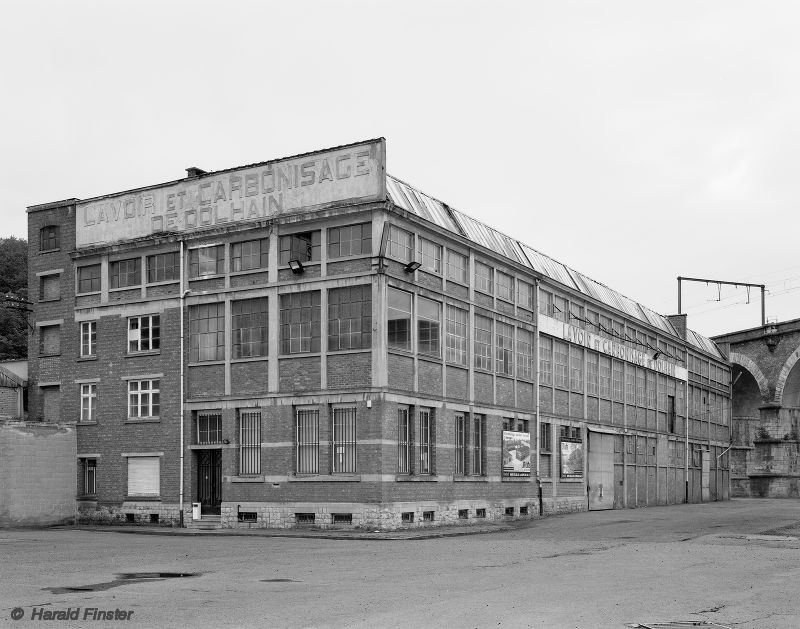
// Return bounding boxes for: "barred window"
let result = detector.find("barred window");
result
[80,383,96,422]
[128,315,160,353]
[80,321,96,357]
[280,291,321,354]
[279,231,320,265]
[471,414,485,476]
[328,286,371,351]
[239,410,261,475]
[328,223,371,258]
[445,304,468,365]
[189,245,224,277]
[232,298,269,358]
[295,408,319,474]
[40,225,60,251]
[538,335,553,385]
[515,328,534,380]
[569,346,584,392]
[455,413,466,475]
[231,238,269,272]
[553,340,568,389]
[147,252,180,283]
[474,314,492,371]
[517,280,534,310]
[387,225,413,263]
[83,459,96,495]
[446,250,468,284]
[128,379,160,418]
[417,297,440,356]
[497,272,514,302]
[587,351,599,396]
[418,408,432,475]
[190,303,225,362]
[613,360,624,402]
[398,406,411,474]
[197,412,222,444]
[331,407,357,474]
[495,321,514,376]
[540,422,552,453]
[474,262,493,294]
[110,258,141,289]
[77,264,101,294]
[388,288,412,351]
[417,238,442,273]
[599,355,612,398]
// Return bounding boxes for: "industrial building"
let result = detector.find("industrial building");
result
[26,138,731,529]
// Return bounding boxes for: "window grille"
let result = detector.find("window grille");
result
[398,407,410,474]
[239,410,261,475]
[295,408,319,474]
[454,414,466,475]
[331,407,357,474]
[471,414,484,475]
[418,408,432,475]
[84,459,96,495]
[197,412,222,444]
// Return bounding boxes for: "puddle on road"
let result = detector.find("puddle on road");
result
[260,578,299,583]
[44,572,201,594]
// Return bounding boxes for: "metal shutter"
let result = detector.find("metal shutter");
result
[127,457,160,495]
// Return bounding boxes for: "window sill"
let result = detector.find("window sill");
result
[110,286,142,292]
[444,278,469,289]
[126,350,161,358]
[229,268,268,277]
[279,353,322,359]
[40,248,60,254]
[395,475,439,482]
[277,262,321,271]
[124,496,161,502]
[188,444,226,450]
[558,477,584,482]
[327,253,372,263]
[289,475,361,482]
[453,475,488,482]
[77,494,97,501]
[502,476,533,482]
[38,298,61,303]
[76,421,97,426]
[230,475,265,483]
[188,360,225,367]
[418,354,442,364]
[146,279,179,287]
[77,356,97,362]
[497,297,515,306]
[76,291,101,297]
[231,356,269,364]
[327,348,371,356]
[39,353,62,358]
[189,274,225,281]
[125,417,160,424]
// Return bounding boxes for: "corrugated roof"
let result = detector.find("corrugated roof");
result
[386,174,723,359]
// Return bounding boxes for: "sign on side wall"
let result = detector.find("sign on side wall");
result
[75,139,386,248]
[560,439,584,478]
[502,430,531,478]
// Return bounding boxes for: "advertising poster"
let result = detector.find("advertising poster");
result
[502,431,531,478]
[560,439,584,478]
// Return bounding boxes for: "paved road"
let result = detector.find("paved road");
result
[1,498,799,628]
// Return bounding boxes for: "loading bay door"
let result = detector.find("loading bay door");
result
[588,431,616,511]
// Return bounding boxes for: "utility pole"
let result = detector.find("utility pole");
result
[677,276,766,327]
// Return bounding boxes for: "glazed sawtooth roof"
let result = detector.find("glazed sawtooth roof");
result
[386,174,724,360]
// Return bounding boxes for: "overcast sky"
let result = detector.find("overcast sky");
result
[2,1,798,338]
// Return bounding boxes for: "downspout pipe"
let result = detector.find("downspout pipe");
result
[179,239,186,526]
[534,278,542,516]
[685,376,690,503]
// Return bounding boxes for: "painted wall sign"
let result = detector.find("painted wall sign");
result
[502,430,531,478]
[560,438,584,478]
[539,314,688,381]
[75,139,386,248]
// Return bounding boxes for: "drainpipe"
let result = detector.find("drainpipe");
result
[179,239,186,526]
[685,376,689,503]
[534,278,542,515]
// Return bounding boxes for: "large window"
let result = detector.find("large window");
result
[128,379,160,418]
[539,289,553,317]
[539,336,553,385]
[128,315,160,353]
[280,291,321,354]
[553,295,568,322]
[471,414,485,476]
[445,304,468,365]
[446,250,468,284]
[517,328,534,380]
[569,346,584,392]
[417,297,440,356]
[398,406,411,474]
[637,367,647,407]
[417,238,442,274]
[328,223,371,258]
[197,412,222,444]
[598,356,611,398]
[613,360,624,402]
[189,245,224,277]
[517,280,534,310]
[474,314,492,371]
[328,286,371,351]
[496,321,514,375]
[625,368,636,405]
[587,352,599,396]
[127,456,159,496]
[110,258,141,289]
[331,407,357,474]
[80,321,96,357]
[474,262,493,295]
[77,264,101,294]
[40,225,60,251]
[232,298,269,358]
[280,231,320,265]
[295,408,319,474]
[387,225,413,263]
[418,408,432,475]
[190,303,225,362]
[231,238,269,272]
[239,410,261,475]
[553,340,568,389]
[147,252,180,283]
[388,288,412,351]
[80,383,96,422]
[497,272,514,302]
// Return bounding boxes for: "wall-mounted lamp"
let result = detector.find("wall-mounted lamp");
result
[404,260,421,273]
[222,439,230,445]
[288,259,305,275]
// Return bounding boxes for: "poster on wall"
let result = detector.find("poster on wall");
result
[502,431,531,478]
[560,439,584,478]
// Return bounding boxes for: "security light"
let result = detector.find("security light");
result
[404,261,421,273]
[289,259,305,275]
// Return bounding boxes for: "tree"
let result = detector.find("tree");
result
[0,237,29,360]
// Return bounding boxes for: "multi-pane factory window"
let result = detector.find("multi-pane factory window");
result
[417,297,441,356]
[587,351,599,396]
[189,245,224,277]
[539,289,553,317]
[231,238,269,272]
[80,383,96,422]
[328,223,372,258]
[128,379,160,418]
[517,280,534,310]
[445,304,468,365]
[538,336,553,385]
[474,314,492,371]
[197,412,222,444]
[239,410,261,475]
[190,303,225,362]
[446,250,468,284]
[497,272,514,302]
[636,367,647,407]
[553,340,568,389]
[40,225,60,251]
[110,258,141,289]
[418,408,432,475]
[417,238,442,273]
[474,261,493,295]
[471,414,485,476]
[328,286,371,351]
[232,298,269,358]
[279,231,320,265]
[553,295,568,322]
[586,310,599,334]
[625,368,636,405]
[569,303,584,328]
[454,413,466,475]
[569,346,584,392]
[516,328,534,381]
[599,356,611,398]
[77,264,101,294]
[398,406,411,474]
[388,288,412,351]
[496,321,514,376]
[647,371,657,409]
[80,321,96,357]
[387,225,413,263]
[331,407,357,474]
[295,408,319,474]
[280,291,321,354]
[128,315,160,353]
[613,360,624,402]
[147,252,180,283]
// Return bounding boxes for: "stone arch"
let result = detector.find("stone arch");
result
[729,352,770,401]
[774,345,800,406]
